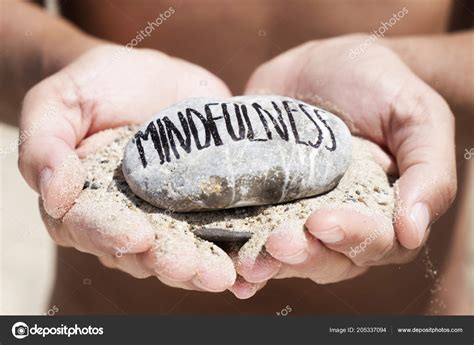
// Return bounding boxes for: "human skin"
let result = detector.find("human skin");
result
[2,1,238,293]
[1,1,472,306]
[21,45,246,293]
[232,36,458,296]
[234,31,474,297]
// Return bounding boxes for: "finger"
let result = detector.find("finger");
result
[191,241,237,292]
[157,276,204,291]
[38,198,73,247]
[306,207,402,266]
[244,42,312,95]
[146,229,236,292]
[235,250,281,284]
[265,220,309,265]
[275,233,367,284]
[388,90,457,249]
[99,253,154,279]
[63,195,155,256]
[172,57,232,99]
[19,77,89,218]
[228,276,267,299]
[100,253,200,291]
[145,228,199,282]
[263,220,365,283]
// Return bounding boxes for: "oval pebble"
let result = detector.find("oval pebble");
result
[122,95,352,212]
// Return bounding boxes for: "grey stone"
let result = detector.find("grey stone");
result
[122,95,352,212]
[192,228,252,242]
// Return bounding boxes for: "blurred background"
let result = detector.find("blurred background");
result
[1,0,473,315]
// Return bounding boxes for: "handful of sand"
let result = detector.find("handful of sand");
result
[70,126,396,264]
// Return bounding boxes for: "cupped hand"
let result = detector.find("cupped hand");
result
[231,35,457,298]
[20,44,236,292]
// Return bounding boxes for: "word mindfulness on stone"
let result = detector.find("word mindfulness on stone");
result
[122,96,352,212]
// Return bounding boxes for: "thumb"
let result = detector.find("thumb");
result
[18,78,88,219]
[389,88,457,249]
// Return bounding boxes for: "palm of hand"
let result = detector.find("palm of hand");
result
[26,45,237,293]
[232,36,455,293]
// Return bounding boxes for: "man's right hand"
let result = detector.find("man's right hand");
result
[20,44,237,292]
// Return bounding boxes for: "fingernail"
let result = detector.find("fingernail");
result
[410,202,430,244]
[39,168,53,198]
[314,227,345,243]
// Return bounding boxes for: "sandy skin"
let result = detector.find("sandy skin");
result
[40,126,396,296]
